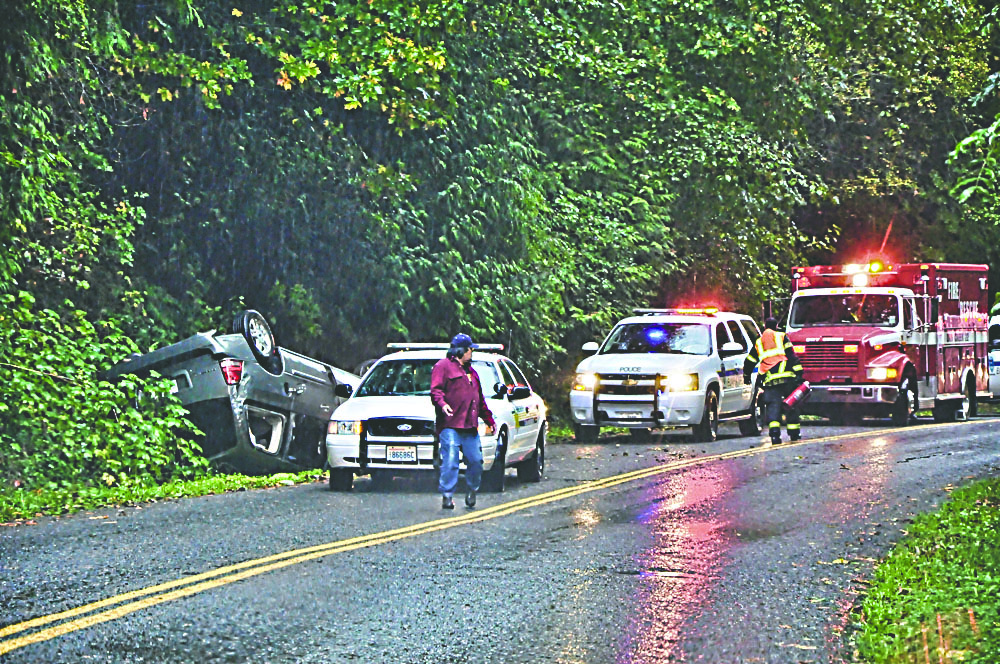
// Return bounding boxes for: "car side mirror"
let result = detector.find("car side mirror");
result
[720,341,744,357]
[509,386,531,400]
[334,383,354,398]
[582,341,599,354]
[493,382,508,398]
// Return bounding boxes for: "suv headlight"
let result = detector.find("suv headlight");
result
[661,373,699,392]
[328,420,362,435]
[572,372,597,391]
[866,367,898,381]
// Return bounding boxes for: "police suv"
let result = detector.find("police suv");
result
[569,308,763,442]
[325,343,547,492]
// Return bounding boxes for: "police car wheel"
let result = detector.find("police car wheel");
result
[482,431,507,493]
[516,423,545,483]
[738,391,762,436]
[692,391,719,442]
[573,424,599,443]
[328,469,353,491]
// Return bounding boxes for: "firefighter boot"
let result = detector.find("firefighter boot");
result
[769,423,782,445]
[788,423,801,442]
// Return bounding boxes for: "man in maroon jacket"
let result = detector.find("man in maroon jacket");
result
[430,333,496,509]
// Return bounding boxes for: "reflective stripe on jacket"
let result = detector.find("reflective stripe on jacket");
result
[744,329,803,386]
[755,330,787,375]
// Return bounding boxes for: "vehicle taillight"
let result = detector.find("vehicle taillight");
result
[219,358,244,385]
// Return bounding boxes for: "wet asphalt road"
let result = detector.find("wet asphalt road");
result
[2,416,1000,664]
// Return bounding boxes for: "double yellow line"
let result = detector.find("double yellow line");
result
[0,422,975,655]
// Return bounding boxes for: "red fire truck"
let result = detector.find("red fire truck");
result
[782,262,990,424]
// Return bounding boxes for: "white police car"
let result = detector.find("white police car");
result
[569,308,763,442]
[326,343,547,492]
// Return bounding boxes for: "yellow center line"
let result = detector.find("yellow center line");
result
[0,419,984,655]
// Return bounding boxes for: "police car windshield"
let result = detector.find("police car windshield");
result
[357,359,495,397]
[600,323,712,356]
[788,294,900,328]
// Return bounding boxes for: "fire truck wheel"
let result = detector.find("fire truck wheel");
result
[692,391,719,442]
[965,378,977,418]
[891,377,917,426]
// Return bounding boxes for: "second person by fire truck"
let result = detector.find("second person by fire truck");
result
[743,317,805,445]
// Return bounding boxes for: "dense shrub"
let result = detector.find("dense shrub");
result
[0,292,207,490]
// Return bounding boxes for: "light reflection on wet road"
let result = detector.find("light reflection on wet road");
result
[622,466,736,663]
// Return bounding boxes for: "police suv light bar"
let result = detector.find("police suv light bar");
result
[386,342,505,351]
[633,307,719,316]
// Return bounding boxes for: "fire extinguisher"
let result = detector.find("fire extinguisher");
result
[783,381,811,410]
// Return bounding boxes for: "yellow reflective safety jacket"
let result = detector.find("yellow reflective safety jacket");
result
[743,330,803,386]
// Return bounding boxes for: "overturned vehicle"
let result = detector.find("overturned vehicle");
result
[105,311,359,474]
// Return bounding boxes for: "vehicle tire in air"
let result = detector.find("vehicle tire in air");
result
[233,310,283,375]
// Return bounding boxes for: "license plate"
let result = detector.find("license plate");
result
[616,411,642,419]
[386,446,417,463]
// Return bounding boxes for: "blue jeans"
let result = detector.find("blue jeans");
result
[438,428,483,497]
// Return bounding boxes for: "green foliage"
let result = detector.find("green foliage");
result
[854,479,1000,663]
[951,114,1000,205]
[949,6,999,208]
[0,292,208,490]
[0,0,141,300]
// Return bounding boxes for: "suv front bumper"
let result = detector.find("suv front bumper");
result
[569,390,705,428]
[326,432,500,472]
[806,383,899,406]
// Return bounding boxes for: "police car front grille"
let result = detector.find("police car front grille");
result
[596,374,657,396]
[800,343,859,371]
[365,418,435,437]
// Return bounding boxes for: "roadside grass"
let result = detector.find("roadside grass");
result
[854,477,1000,663]
[0,470,325,524]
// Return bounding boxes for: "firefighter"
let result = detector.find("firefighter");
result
[743,317,805,445]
